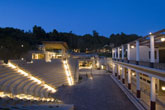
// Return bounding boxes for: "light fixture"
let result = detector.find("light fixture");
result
[161,38,165,42]
[119,49,122,51]
[101,65,104,69]
[162,86,165,91]
[132,72,135,76]
[149,32,152,35]
[131,45,135,49]
[63,60,74,86]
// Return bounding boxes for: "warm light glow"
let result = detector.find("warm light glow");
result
[101,65,104,69]
[63,60,74,86]
[0,92,57,102]
[161,38,165,42]
[131,45,135,48]
[7,62,56,93]
[8,62,17,69]
[30,76,42,84]
[120,67,122,70]
[17,69,28,76]
[162,86,165,91]
[89,76,93,80]
[132,72,135,76]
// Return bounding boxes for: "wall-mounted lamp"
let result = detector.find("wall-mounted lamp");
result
[162,86,165,91]
[161,38,165,42]
[132,72,135,76]
[131,45,135,49]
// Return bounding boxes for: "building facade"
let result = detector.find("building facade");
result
[111,29,165,110]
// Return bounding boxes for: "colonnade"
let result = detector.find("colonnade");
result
[112,35,155,67]
[112,63,156,110]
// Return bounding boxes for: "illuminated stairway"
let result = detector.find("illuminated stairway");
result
[0,61,56,99]
[11,59,75,88]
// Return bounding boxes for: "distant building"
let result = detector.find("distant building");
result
[32,41,69,61]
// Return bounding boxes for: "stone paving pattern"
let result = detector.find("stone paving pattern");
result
[54,74,137,110]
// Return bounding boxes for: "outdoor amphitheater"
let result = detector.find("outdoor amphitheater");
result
[0,58,78,110]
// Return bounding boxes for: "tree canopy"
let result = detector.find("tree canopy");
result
[0,26,141,60]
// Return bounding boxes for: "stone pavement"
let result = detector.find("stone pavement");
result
[54,73,137,110]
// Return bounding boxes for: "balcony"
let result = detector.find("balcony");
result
[113,59,165,70]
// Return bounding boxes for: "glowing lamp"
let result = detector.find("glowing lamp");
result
[162,86,165,91]
[132,72,135,76]
[149,32,152,35]
[131,45,135,49]
[161,38,165,42]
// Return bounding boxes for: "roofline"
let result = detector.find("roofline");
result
[113,29,165,48]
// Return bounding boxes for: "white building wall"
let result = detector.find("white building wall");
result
[130,46,150,62]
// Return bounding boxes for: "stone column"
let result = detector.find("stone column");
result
[150,77,156,110]
[127,44,130,63]
[115,48,117,60]
[128,68,131,90]
[112,49,114,59]
[118,47,120,61]
[122,45,124,62]
[150,35,155,68]
[122,66,125,84]
[45,51,51,62]
[136,40,140,65]
[136,71,140,98]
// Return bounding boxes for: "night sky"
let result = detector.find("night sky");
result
[0,0,164,37]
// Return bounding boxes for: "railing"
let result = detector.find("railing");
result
[139,61,151,67]
[154,63,165,70]
[129,60,137,65]
[113,59,165,70]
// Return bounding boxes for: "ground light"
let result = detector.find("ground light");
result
[7,62,56,93]
[0,92,56,102]
[63,60,74,86]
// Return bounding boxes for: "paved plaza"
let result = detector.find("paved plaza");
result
[54,71,137,110]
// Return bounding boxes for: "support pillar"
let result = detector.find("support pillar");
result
[127,44,130,63]
[115,48,117,60]
[118,47,120,61]
[112,49,114,59]
[150,77,156,110]
[45,51,51,62]
[122,66,125,84]
[128,68,131,90]
[150,35,155,68]
[136,72,140,98]
[136,40,140,65]
[122,45,124,62]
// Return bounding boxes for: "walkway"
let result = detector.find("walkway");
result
[54,71,137,110]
